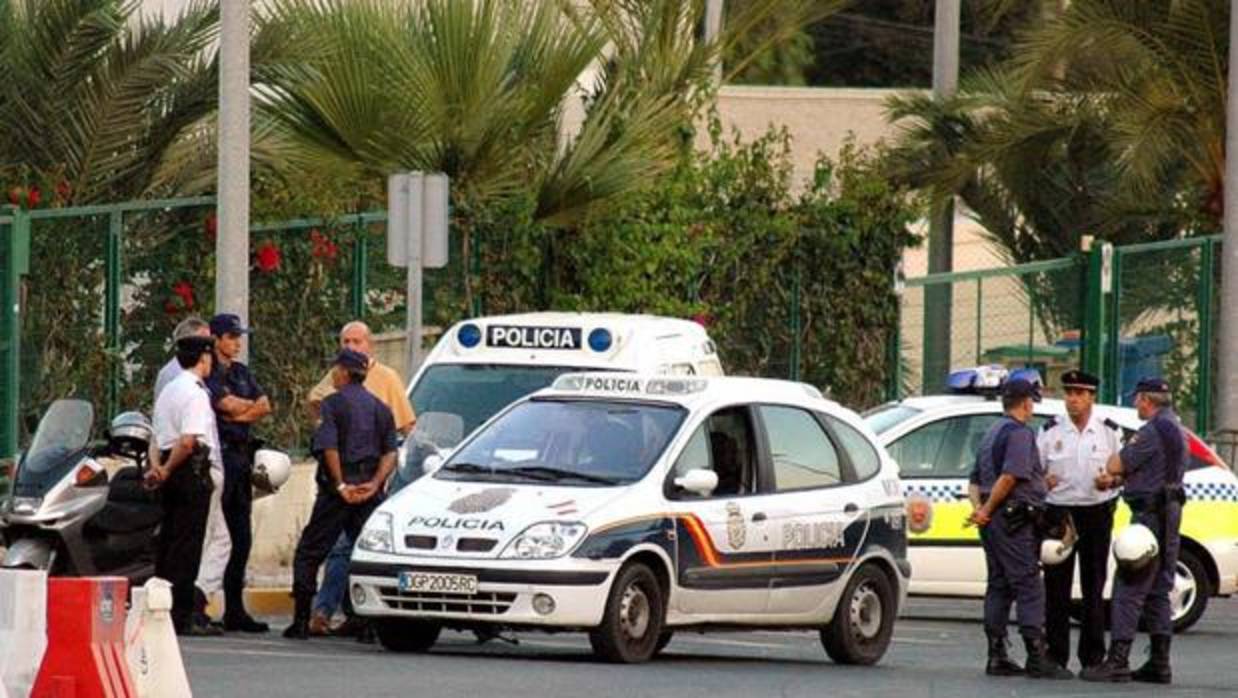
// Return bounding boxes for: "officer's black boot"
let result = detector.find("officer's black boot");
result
[1132,635,1172,684]
[282,596,312,640]
[1080,639,1132,682]
[1023,635,1074,680]
[985,632,1023,676]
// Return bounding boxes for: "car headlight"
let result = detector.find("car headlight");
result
[499,522,588,560]
[357,511,394,553]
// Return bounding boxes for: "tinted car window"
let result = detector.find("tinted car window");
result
[826,415,882,481]
[890,414,1004,479]
[761,405,842,491]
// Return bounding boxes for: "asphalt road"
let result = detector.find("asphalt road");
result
[182,597,1238,698]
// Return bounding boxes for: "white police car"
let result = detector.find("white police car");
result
[866,366,1238,632]
[352,374,909,664]
[393,313,724,491]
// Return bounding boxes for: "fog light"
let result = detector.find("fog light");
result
[351,584,367,607]
[532,593,556,616]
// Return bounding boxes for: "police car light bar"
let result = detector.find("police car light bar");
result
[946,365,1008,394]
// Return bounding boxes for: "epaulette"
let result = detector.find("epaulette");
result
[1041,416,1057,432]
[1102,418,1121,432]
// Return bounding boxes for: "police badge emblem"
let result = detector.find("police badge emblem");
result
[448,487,516,514]
[726,502,746,549]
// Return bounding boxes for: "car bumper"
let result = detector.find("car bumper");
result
[1204,538,1238,596]
[348,554,616,627]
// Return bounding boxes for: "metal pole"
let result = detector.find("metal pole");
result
[405,198,424,384]
[1218,0,1238,437]
[704,0,724,84]
[352,228,368,320]
[105,212,122,421]
[217,0,250,360]
[921,0,960,391]
[1198,239,1216,432]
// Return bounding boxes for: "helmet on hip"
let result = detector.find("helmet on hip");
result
[253,449,292,496]
[1113,523,1159,571]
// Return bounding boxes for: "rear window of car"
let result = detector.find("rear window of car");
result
[863,404,922,435]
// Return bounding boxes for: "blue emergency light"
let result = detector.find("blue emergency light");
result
[588,328,613,352]
[946,365,1044,397]
[458,323,482,348]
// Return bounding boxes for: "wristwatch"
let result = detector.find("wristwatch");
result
[336,482,347,492]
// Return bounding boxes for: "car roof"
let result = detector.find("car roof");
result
[883,394,1141,429]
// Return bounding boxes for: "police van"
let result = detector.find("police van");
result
[351,374,909,664]
[865,366,1238,632]
[392,313,724,491]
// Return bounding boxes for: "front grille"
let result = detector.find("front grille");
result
[378,587,516,615]
[456,537,497,553]
[405,535,437,550]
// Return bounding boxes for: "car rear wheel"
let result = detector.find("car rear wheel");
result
[821,563,896,665]
[374,618,441,653]
[1170,548,1210,633]
[588,562,665,664]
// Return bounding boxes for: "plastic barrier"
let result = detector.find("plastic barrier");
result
[31,577,136,698]
[124,578,191,698]
[0,569,48,698]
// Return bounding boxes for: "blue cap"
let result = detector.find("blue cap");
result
[1134,377,1171,394]
[209,313,251,336]
[1002,378,1040,401]
[332,348,369,372]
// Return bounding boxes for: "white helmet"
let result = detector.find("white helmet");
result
[252,449,292,496]
[1040,539,1074,566]
[1113,524,1159,571]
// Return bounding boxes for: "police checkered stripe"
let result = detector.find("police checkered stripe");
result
[1185,482,1238,502]
[901,482,965,503]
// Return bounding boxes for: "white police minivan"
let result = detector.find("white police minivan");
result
[352,374,909,664]
[392,313,724,491]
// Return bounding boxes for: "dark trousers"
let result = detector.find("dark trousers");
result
[221,443,254,618]
[981,509,1045,639]
[155,462,212,631]
[1044,500,1115,667]
[1112,503,1182,642]
[291,487,382,606]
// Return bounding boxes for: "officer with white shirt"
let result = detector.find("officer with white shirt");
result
[1037,370,1122,672]
[154,316,211,400]
[150,335,222,636]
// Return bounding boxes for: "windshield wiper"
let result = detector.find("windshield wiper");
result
[504,465,620,485]
[440,462,495,475]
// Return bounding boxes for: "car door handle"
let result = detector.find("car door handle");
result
[844,503,859,514]
[751,512,767,522]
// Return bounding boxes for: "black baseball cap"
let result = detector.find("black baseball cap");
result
[1134,377,1171,394]
[1061,369,1100,392]
[209,313,251,337]
[332,348,369,372]
[176,335,215,359]
[1002,378,1041,402]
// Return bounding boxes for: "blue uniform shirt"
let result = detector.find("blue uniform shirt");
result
[206,359,265,444]
[970,416,1048,506]
[1119,407,1186,497]
[313,382,398,470]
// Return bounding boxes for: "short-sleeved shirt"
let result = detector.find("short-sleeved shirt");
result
[1037,412,1121,506]
[308,359,415,432]
[1120,407,1187,498]
[153,370,223,473]
[313,382,398,477]
[153,357,183,402]
[206,359,265,444]
[970,415,1047,506]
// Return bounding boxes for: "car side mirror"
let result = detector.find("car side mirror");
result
[673,468,718,497]
[423,453,445,475]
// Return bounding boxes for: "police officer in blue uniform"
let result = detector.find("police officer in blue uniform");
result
[1037,369,1122,672]
[1082,377,1186,684]
[967,378,1072,680]
[284,348,399,639]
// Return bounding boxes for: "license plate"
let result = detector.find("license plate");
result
[398,571,479,595]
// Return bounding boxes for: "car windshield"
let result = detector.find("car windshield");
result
[863,404,923,435]
[437,398,686,486]
[409,364,611,445]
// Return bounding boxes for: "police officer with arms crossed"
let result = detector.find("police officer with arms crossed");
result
[1082,377,1186,684]
[149,335,220,636]
[1037,370,1121,672]
[967,378,1072,680]
[206,313,272,633]
[284,348,399,639]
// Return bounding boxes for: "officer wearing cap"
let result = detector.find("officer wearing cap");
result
[205,313,272,633]
[1037,369,1122,672]
[150,335,221,635]
[967,378,1071,680]
[284,348,399,639]
[1083,377,1186,684]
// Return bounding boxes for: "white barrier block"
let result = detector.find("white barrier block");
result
[0,569,48,698]
[125,577,192,698]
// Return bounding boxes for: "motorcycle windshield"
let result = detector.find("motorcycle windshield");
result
[13,400,95,497]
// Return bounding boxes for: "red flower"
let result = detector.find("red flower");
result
[204,214,218,242]
[26,186,40,208]
[255,241,281,273]
[310,228,339,261]
[691,312,713,328]
[172,281,195,310]
[55,180,71,203]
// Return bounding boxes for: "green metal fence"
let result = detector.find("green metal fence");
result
[894,236,1222,434]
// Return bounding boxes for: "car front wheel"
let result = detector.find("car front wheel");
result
[589,562,666,663]
[821,563,897,665]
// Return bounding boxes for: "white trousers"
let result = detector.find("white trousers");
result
[195,468,231,598]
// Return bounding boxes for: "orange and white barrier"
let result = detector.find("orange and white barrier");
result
[0,569,48,698]
[31,577,135,698]
[124,578,191,698]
